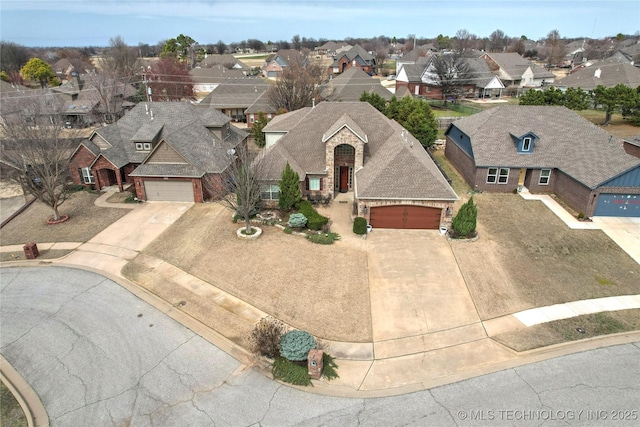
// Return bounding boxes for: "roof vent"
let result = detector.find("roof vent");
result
[594,68,601,78]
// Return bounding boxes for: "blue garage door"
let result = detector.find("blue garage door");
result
[594,194,640,217]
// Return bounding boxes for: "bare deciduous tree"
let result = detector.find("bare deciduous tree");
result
[429,52,473,103]
[202,145,266,234]
[544,29,565,69]
[266,62,326,112]
[1,97,82,221]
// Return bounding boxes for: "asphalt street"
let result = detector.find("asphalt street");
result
[1,266,639,426]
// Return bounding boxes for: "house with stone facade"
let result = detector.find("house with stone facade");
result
[445,106,640,217]
[259,102,458,229]
[69,101,247,202]
[329,45,377,77]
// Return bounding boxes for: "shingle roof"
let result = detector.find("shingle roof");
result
[90,102,247,176]
[331,45,375,66]
[449,106,640,188]
[320,67,392,101]
[556,62,640,90]
[190,65,247,84]
[260,102,457,200]
[200,77,270,109]
[244,91,277,114]
[197,54,250,70]
[483,52,555,80]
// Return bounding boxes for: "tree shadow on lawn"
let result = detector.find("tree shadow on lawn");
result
[140,204,373,343]
[451,193,640,320]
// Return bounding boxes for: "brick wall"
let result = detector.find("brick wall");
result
[444,136,477,189]
[623,141,640,159]
[69,145,97,187]
[554,170,592,215]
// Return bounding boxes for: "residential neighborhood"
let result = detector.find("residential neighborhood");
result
[1,17,640,426]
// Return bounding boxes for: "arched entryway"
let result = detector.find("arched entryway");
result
[333,144,355,193]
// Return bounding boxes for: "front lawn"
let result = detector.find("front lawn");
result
[450,193,640,320]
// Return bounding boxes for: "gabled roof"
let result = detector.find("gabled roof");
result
[85,102,247,176]
[320,67,392,101]
[333,45,375,64]
[260,102,457,200]
[198,54,250,70]
[190,65,247,84]
[244,91,277,114]
[265,49,306,67]
[200,77,270,109]
[482,52,554,80]
[447,105,640,188]
[556,62,640,90]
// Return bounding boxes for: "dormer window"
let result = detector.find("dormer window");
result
[135,142,152,151]
[522,137,532,152]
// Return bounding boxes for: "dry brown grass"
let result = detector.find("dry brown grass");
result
[494,309,640,351]
[0,191,129,245]
[139,203,372,342]
[451,193,640,320]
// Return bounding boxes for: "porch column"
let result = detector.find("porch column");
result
[116,169,124,192]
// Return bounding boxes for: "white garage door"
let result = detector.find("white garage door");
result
[144,180,194,202]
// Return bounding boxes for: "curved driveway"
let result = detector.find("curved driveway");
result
[1,266,639,426]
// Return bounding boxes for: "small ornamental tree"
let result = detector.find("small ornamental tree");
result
[451,197,478,237]
[279,330,316,361]
[20,58,55,88]
[278,162,301,211]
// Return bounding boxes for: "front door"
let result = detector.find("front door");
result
[518,168,526,187]
[339,166,349,192]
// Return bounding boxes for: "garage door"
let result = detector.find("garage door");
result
[369,205,441,229]
[594,194,640,217]
[144,180,194,202]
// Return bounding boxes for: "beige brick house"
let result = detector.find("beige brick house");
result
[259,102,458,229]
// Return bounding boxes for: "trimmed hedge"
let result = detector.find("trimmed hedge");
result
[296,200,328,230]
[353,217,367,235]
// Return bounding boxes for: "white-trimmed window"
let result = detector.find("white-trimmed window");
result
[539,169,551,185]
[143,142,151,151]
[261,184,279,200]
[487,167,509,184]
[135,142,143,150]
[79,167,94,184]
[308,177,320,191]
[522,137,532,151]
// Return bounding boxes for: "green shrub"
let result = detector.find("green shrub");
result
[307,232,340,245]
[288,212,307,228]
[284,227,293,234]
[451,196,477,237]
[322,353,339,381]
[272,357,312,386]
[296,200,329,230]
[353,217,367,235]
[280,330,316,361]
[249,317,288,359]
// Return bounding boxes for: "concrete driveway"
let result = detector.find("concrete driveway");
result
[60,202,192,276]
[591,216,640,264]
[366,230,483,359]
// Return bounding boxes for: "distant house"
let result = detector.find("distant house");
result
[481,52,555,94]
[190,65,247,95]
[259,102,458,229]
[262,49,309,78]
[316,41,351,57]
[320,67,393,102]
[198,54,250,71]
[200,77,270,123]
[245,92,277,128]
[69,102,248,202]
[329,45,377,76]
[395,56,504,100]
[556,62,640,91]
[395,47,433,74]
[51,58,96,82]
[445,106,640,217]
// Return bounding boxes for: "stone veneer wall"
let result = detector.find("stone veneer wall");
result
[324,127,365,197]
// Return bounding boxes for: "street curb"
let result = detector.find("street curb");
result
[0,354,49,427]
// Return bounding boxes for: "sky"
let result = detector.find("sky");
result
[1,0,639,48]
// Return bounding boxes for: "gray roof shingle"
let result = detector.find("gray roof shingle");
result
[321,67,393,101]
[449,105,640,188]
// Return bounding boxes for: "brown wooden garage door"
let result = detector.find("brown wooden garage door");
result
[369,205,441,229]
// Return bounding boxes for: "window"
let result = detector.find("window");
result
[487,167,509,184]
[336,144,354,155]
[143,143,152,151]
[308,177,320,191]
[261,184,279,200]
[539,169,551,185]
[135,142,143,150]
[79,167,94,184]
[250,115,255,123]
[522,137,532,151]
